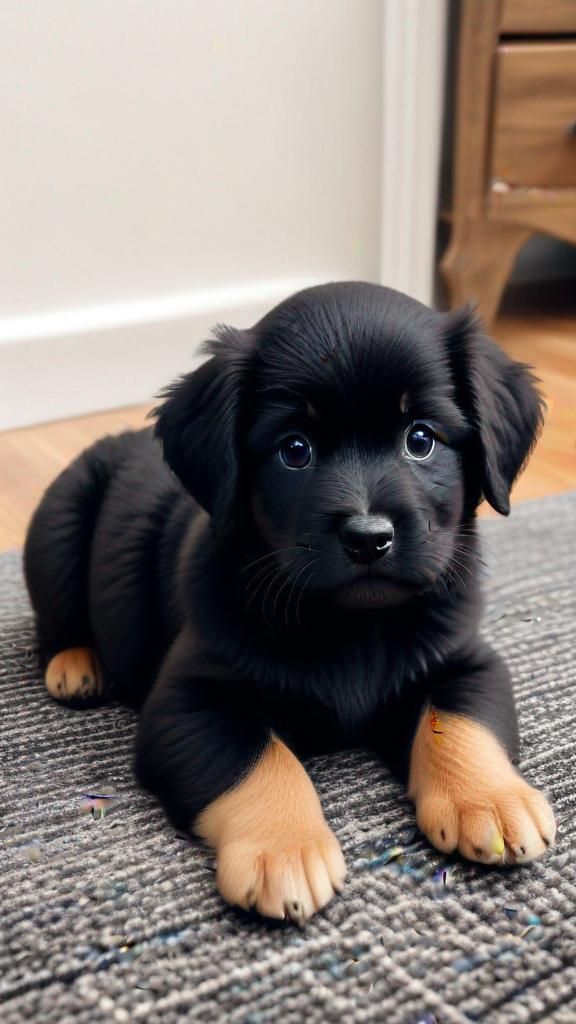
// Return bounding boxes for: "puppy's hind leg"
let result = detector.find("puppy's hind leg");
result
[44,647,105,705]
[24,437,117,705]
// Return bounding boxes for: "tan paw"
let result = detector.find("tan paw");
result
[45,647,103,702]
[217,828,346,923]
[409,708,556,866]
[415,776,556,865]
[196,735,346,922]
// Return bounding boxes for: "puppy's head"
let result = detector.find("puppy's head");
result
[155,283,543,612]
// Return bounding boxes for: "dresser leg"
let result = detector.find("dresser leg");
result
[440,221,531,326]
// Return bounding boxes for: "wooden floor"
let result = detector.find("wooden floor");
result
[1,300,575,552]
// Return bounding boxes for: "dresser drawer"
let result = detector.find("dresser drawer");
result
[491,43,576,188]
[500,0,576,35]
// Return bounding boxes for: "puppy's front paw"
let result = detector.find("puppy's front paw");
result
[196,735,346,922]
[217,829,346,923]
[415,776,556,865]
[409,708,556,866]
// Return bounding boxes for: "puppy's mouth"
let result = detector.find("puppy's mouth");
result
[333,572,425,609]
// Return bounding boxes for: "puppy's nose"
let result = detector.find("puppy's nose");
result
[339,515,394,565]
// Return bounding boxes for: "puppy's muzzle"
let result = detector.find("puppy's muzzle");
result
[339,515,394,565]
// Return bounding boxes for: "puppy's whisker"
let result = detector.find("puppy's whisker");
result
[244,562,283,599]
[285,558,318,629]
[453,546,481,556]
[444,548,476,572]
[418,538,483,578]
[451,545,488,569]
[295,567,317,629]
[245,562,290,610]
[416,550,462,595]
[428,559,457,594]
[432,569,452,598]
[443,566,464,589]
[272,555,312,620]
[243,550,307,600]
[259,569,285,626]
[245,559,281,584]
[245,576,274,612]
[438,556,470,591]
[240,547,303,574]
[260,560,301,626]
[447,555,475,579]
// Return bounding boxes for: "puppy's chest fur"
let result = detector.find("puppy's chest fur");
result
[193,591,466,748]
[261,640,424,752]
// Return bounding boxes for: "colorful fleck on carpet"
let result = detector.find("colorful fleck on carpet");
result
[1,491,575,1023]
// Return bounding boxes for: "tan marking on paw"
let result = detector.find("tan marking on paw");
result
[196,736,346,922]
[408,707,556,865]
[45,648,103,702]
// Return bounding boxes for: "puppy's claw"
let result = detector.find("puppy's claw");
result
[286,900,305,926]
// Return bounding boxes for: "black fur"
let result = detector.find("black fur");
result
[24,282,543,832]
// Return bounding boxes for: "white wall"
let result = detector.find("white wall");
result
[0,0,381,428]
[0,0,447,430]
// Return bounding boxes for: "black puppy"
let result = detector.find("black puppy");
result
[25,282,556,923]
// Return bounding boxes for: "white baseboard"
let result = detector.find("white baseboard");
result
[0,277,331,430]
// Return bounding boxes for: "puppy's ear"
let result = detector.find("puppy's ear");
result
[443,307,544,515]
[154,327,254,527]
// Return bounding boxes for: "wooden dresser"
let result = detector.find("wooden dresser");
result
[441,0,576,324]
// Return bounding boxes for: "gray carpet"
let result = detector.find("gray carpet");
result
[1,492,575,1024]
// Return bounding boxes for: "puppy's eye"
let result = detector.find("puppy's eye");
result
[279,435,312,469]
[404,423,435,461]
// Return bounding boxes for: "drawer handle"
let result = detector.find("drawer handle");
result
[568,122,576,137]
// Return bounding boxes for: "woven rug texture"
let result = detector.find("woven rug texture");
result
[1,491,575,1024]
